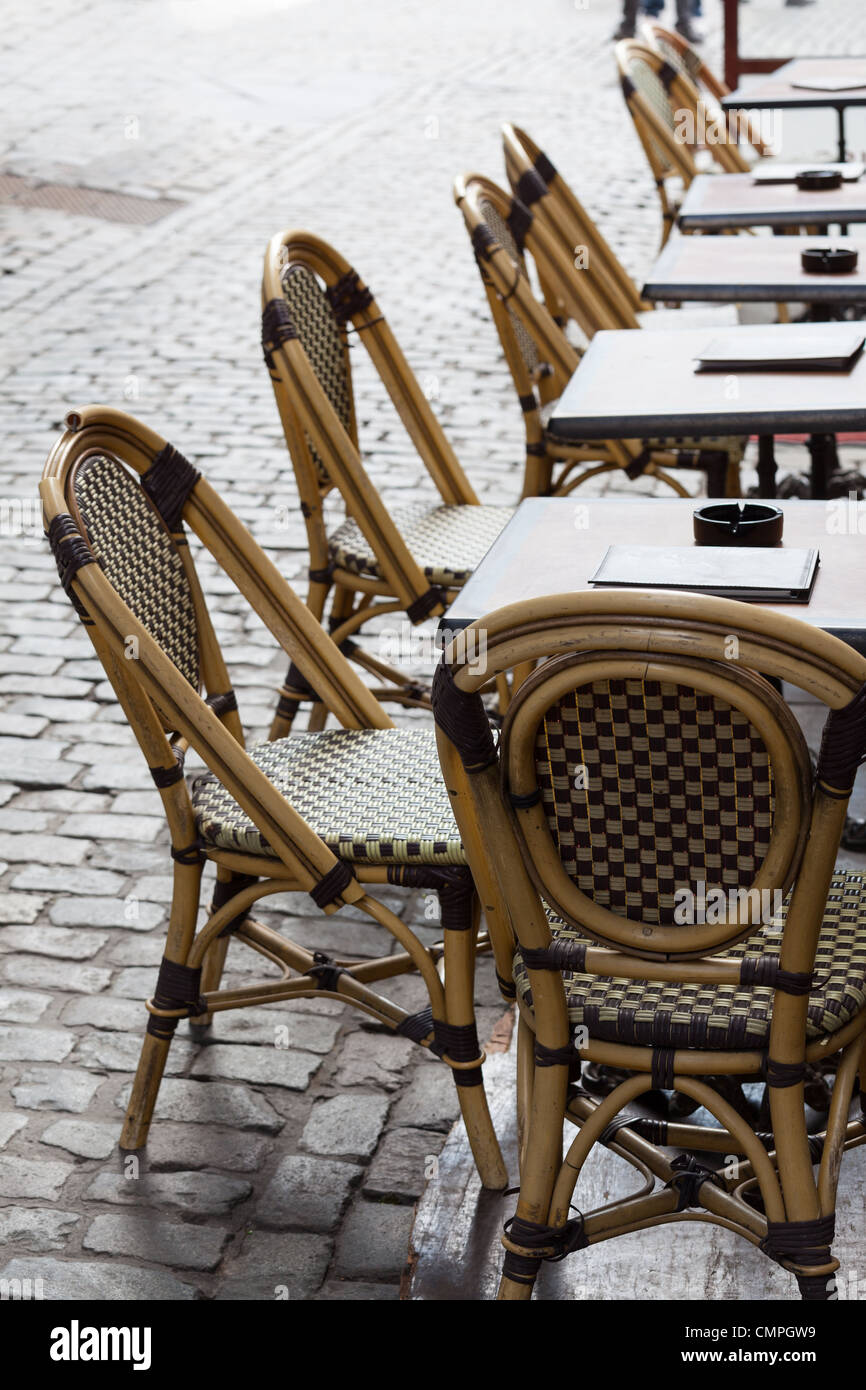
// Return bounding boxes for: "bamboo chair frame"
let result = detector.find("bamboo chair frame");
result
[262,229,510,738]
[433,590,866,1299]
[615,40,748,247]
[642,22,774,159]
[454,173,741,498]
[40,405,507,1189]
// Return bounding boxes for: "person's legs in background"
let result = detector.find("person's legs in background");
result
[674,0,702,41]
[613,0,640,40]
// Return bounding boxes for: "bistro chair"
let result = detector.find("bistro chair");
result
[641,22,774,159]
[500,123,739,333]
[261,230,514,737]
[40,404,507,1190]
[454,172,744,498]
[433,590,866,1300]
[615,40,749,246]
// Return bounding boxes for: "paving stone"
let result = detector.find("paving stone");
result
[364,1127,447,1202]
[0,808,53,830]
[0,893,46,924]
[13,789,110,813]
[333,1200,415,1282]
[110,967,163,998]
[0,757,80,789]
[83,1212,229,1271]
[58,812,164,842]
[85,844,166,873]
[144,1122,271,1173]
[1,956,112,994]
[208,1006,342,1051]
[60,995,145,1031]
[389,1063,461,1131]
[0,832,87,864]
[214,1231,332,1300]
[0,1206,80,1252]
[0,1113,27,1147]
[73,1030,196,1075]
[0,1256,198,1300]
[85,1169,252,1217]
[82,763,158,792]
[318,1279,401,1300]
[190,1043,323,1091]
[49,896,164,933]
[301,1094,391,1159]
[40,1118,120,1159]
[255,1154,362,1231]
[0,713,48,737]
[11,863,125,895]
[0,1024,74,1063]
[0,988,52,1022]
[334,1031,415,1091]
[0,925,108,959]
[0,1154,73,1199]
[12,1067,102,1113]
[115,1078,283,1132]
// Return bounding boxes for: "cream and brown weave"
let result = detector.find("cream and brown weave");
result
[535,679,774,924]
[191,726,466,865]
[72,453,199,688]
[329,502,515,585]
[513,871,866,1049]
[281,263,353,487]
[626,53,679,170]
[479,199,542,377]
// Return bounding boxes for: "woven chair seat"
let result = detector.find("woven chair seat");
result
[513,870,866,1050]
[328,502,515,586]
[191,727,465,866]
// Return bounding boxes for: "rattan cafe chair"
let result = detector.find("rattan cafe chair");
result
[454,173,743,498]
[261,230,514,738]
[615,40,749,248]
[433,590,866,1299]
[642,22,773,159]
[501,123,739,334]
[40,405,507,1189]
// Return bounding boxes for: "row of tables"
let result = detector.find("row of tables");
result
[443,55,866,669]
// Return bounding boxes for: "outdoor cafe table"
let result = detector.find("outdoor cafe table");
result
[677,172,866,233]
[544,322,866,499]
[439,496,866,657]
[642,232,866,308]
[722,58,866,164]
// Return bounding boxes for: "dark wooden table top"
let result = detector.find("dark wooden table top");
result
[722,58,866,111]
[643,233,866,303]
[441,497,866,654]
[545,322,866,439]
[678,173,866,230]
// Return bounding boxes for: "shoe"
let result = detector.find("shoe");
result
[675,19,703,40]
[785,0,815,6]
[612,21,636,38]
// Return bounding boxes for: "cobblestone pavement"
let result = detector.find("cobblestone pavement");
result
[1,0,865,1301]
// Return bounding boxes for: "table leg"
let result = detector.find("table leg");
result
[807,433,838,498]
[837,106,847,163]
[757,435,777,498]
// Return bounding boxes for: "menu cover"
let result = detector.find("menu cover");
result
[695,330,865,372]
[588,545,819,603]
[753,162,864,184]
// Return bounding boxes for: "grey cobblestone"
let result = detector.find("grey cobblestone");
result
[0,0,862,1303]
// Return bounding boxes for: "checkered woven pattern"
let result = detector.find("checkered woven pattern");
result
[190,727,465,865]
[328,501,514,585]
[652,34,702,83]
[281,263,353,486]
[627,55,678,172]
[513,872,866,1048]
[534,679,774,925]
[478,199,542,378]
[72,453,200,688]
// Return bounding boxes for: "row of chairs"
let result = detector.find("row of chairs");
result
[39,25,866,1303]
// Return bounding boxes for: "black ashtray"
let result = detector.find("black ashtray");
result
[694,502,784,547]
[801,245,859,274]
[796,169,843,191]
